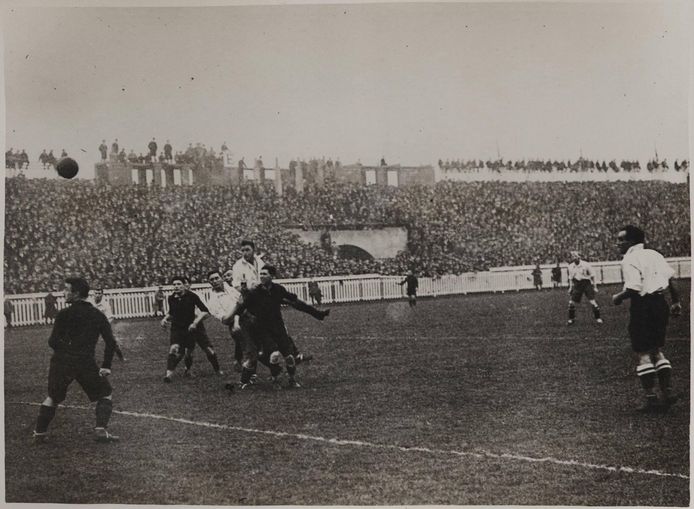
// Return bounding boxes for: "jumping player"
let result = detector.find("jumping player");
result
[231,239,265,289]
[227,265,329,388]
[567,251,602,325]
[181,279,223,377]
[230,241,313,365]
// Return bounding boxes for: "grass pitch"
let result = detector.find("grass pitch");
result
[4,283,690,505]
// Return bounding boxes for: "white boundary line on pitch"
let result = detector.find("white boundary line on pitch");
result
[12,401,688,481]
[301,335,692,342]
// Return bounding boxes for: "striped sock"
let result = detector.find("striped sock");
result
[655,358,673,393]
[636,362,657,395]
[592,305,601,319]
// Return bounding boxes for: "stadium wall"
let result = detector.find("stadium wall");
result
[287,227,408,259]
[4,258,690,328]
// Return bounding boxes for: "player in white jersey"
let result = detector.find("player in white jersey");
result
[567,251,602,325]
[230,239,313,367]
[207,270,247,376]
[612,225,682,412]
[90,287,114,323]
[89,287,126,360]
[231,239,265,289]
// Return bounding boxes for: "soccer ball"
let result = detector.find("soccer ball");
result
[56,157,79,179]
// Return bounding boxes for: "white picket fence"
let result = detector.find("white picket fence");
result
[4,257,690,327]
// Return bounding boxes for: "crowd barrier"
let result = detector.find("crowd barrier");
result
[4,257,689,328]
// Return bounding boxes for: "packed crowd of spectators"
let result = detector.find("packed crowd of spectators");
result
[438,157,689,174]
[4,176,690,294]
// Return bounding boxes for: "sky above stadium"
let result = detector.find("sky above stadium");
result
[2,1,692,178]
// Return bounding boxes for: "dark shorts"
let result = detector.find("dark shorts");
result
[231,316,259,366]
[570,279,595,302]
[48,353,112,403]
[628,293,669,353]
[170,326,196,350]
[253,325,297,358]
[192,322,213,350]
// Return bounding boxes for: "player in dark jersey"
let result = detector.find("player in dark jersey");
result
[551,262,562,288]
[160,276,210,383]
[44,289,58,324]
[181,279,223,378]
[531,264,543,291]
[228,265,329,388]
[33,277,124,443]
[399,270,419,307]
[153,286,165,317]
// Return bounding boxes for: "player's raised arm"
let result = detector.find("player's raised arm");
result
[280,287,330,320]
[188,294,210,331]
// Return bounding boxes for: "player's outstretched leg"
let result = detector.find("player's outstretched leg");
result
[589,299,603,324]
[567,301,576,325]
[33,397,57,443]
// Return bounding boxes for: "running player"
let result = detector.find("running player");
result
[181,279,223,377]
[567,251,602,325]
[160,277,210,382]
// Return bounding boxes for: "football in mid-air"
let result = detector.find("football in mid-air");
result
[56,157,79,179]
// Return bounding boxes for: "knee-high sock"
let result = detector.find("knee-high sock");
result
[636,362,657,395]
[269,363,282,378]
[655,359,672,392]
[167,352,183,371]
[286,356,296,379]
[35,404,56,433]
[591,304,601,319]
[95,398,113,428]
[204,348,220,372]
